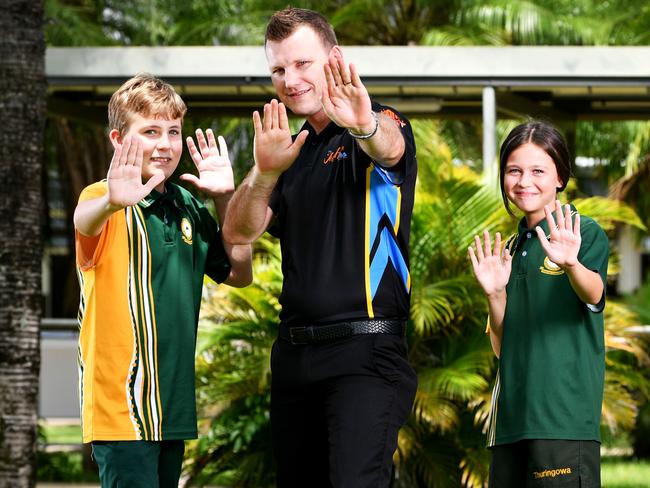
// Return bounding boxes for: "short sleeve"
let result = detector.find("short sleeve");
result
[75,181,114,270]
[578,218,609,312]
[78,180,108,203]
[371,103,417,186]
[198,206,232,284]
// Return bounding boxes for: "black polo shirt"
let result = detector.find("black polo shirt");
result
[268,103,417,326]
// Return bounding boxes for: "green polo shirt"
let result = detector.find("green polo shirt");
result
[76,181,231,442]
[134,184,231,439]
[487,206,608,447]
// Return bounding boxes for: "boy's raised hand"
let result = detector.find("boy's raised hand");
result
[107,136,164,208]
[535,200,581,269]
[321,49,373,133]
[183,129,234,196]
[253,99,308,177]
[468,231,512,296]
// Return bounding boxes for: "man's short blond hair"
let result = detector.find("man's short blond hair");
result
[108,73,187,135]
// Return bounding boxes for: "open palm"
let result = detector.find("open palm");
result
[468,231,512,296]
[107,136,164,208]
[183,128,234,196]
[535,200,581,268]
[253,99,308,176]
[321,51,373,132]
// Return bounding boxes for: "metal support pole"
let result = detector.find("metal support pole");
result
[482,86,496,181]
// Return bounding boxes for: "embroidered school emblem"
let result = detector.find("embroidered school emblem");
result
[181,218,193,245]
[540,256,564,275]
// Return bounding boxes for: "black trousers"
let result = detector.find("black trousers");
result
[270,333,418,488]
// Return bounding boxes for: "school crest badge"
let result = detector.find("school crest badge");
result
[540,256,564,275]
[181,218,193,245]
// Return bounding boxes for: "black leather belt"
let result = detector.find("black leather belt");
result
[279,319,405,345]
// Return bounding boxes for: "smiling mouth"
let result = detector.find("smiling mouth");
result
[288,88,311,98]
[149,157,171,164]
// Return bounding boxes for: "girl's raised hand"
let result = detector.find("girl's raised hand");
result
[535,200,581,269]
[468,230,512,296]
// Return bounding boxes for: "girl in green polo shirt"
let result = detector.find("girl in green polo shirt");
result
[468,121,609,487]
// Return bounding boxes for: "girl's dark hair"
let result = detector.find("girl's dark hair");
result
[499,121,572,217]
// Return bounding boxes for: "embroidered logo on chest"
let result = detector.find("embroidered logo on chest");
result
[181,217,193,245]
[381,108,406,128]
[540,256,564,275]
[324,145,348,165]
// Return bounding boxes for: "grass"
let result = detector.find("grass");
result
[602,458,650,488]
[40,422,82,444]
[37,451,99,483]
[37,421,98,483]
[38,422,650,486]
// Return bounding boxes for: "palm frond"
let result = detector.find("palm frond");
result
[45,0,114,46]
[460,447,490,488]
[395,421,463,488]
[605,300,650,364]
[412,392,461,433]
[421,25,509,46]
[411,276,479,335]
[420,334,493,402]
[457,0,612,45]
[601,375,638,433]
[573,196,646,232]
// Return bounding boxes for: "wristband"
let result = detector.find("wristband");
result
[348,111,379,140]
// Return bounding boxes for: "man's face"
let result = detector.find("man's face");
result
[265,25,332,118]
[112,113,183,192]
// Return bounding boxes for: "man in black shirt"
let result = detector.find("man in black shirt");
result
[223,7,417,487]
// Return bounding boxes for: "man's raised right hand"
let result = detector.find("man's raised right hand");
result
[253,99,308,178]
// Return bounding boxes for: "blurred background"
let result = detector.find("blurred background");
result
[5,0,650,486]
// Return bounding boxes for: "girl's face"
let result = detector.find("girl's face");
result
[503,142,563,226]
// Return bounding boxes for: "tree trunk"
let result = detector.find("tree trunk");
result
[0,0,46,486]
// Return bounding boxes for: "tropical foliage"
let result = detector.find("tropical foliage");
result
[39,0,650,486]
[183,238,280,488]
[184,118,650,487]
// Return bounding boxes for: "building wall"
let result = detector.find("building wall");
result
[40,330,79,419]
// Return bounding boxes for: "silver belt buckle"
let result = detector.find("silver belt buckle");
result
[289,326,308,345]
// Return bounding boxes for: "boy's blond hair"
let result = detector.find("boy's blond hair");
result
[108,73,187,135]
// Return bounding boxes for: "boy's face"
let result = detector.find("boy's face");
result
[110,113,183,193]
[266,25,333,119]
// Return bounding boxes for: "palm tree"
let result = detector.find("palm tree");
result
[44,0,114,46]
[42,2,650,485]
[0,0,46,486]
[328,0,620,46]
